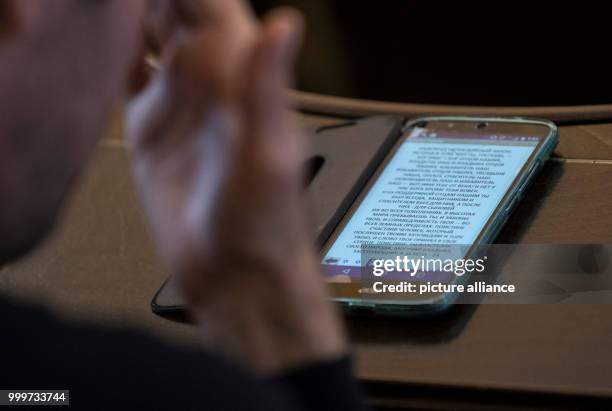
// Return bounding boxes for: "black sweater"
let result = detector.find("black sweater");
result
[0,297,368,410]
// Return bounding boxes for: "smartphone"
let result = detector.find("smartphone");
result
[320,117,559,316]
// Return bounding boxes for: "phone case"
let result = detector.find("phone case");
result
[151,115,405,314]
[152,116,559,316]
[333,116,559,317]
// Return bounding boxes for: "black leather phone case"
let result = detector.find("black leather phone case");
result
[151,115,405,314]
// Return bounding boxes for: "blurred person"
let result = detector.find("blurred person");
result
[0,0,366,409]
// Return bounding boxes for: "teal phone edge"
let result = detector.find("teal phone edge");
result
[323,116,560,317]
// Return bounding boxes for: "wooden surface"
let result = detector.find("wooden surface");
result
[1,112,612,407]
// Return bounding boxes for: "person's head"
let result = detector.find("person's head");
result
[0,0,146,262]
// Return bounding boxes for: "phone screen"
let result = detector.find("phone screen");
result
[321,121,550,286]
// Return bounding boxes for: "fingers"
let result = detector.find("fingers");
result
[127,0,259,149]
[144,0,256,51]
[143,0,214,53]
[127,2,303,162]
[143,0,177,54]
[245,8,303,118]
[242,8,304,167]
[138,0,259,100]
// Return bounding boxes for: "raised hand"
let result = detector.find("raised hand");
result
[126,0,346,374]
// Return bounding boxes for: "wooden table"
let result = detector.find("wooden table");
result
[1,110,612,410]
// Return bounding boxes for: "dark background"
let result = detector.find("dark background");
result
[251,1,612,106]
